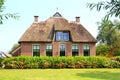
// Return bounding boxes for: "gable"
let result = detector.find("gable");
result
[53,12,62,17]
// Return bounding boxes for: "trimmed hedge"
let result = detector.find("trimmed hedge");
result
[2,56,120,69]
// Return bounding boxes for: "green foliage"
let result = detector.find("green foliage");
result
[114,56,120,62]
[1,56,120,69]
[87,0,120,19]
[0,0,19,24]
[87,0,120,56]
[0,58,3,68]
[96,19,120,56]
[96,44,110,56]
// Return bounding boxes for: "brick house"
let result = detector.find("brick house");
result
[12,12,97,56]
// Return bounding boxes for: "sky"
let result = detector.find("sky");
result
[0,0,106,53]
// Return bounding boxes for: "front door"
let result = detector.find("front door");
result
[60,44,65,56]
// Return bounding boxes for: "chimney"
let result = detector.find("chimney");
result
[75,16,80,23]
[34,16,39,22]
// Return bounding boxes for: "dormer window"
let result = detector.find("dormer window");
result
[55,31,70,41]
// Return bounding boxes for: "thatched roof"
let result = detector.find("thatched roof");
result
[19,12,97,43]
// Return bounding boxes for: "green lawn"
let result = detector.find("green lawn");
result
[0,69,120,80]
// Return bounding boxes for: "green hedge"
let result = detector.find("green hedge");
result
[2,56,120,69]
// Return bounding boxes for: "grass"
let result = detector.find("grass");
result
[0,69,120,80]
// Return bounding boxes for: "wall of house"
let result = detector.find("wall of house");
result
[90,43,96,56]
[21,43,32,56]
[20,42,96,56]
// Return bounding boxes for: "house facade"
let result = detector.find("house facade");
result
[12,12,97,56]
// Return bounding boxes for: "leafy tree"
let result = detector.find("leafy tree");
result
[97,19,116,45]
[0,0,19,24]
[87,0,120,19]
[87,0,120,56]
[97,19,120,56]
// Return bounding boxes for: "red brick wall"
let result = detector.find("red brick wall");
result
[79,43,83,56]
[52,42,59,56]
[20,42,96,56]
[21,43,32,56]
[90,43,96,56]
[66,42,72,56]
[40,43,45,56]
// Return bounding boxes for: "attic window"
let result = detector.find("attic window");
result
[55,31,70,41]
[53,12,62,17]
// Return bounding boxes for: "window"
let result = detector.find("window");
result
[72,44,79,56]
[46,44,52,56]
[60,44,66,56]
[55,31,70,41]
[33,44,40,56]
[83,44,90,56]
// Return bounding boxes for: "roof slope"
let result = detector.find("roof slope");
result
[19,12,97,43]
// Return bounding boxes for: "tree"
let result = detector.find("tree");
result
[87,0,120,19]
[0,0,19,24]
[97,19,116,45]
[97,19,120,56]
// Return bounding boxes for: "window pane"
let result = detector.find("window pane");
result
[33,46,36,49]
[83,44,90,56]
[60,44,65,56]
[72,45,78,49]
[46,44,52,56]
[46,44,52,49]
[63,32,69,41]
[60,45,65,50]
[49,45,52,49]
[86,45,90,49]
[72,44,79,56]
[56,32,62,36]
[33,45,40,56]
[36,46,40,49]
[84,45,90,50]
[55,31,70,41]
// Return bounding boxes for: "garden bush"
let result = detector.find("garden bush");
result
[2,56,120,69]
[114,56,120,62]
[0,58,3,68]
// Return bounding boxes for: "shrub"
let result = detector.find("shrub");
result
[0,58,3,68]
[2,56,120,69]
[114,56,120,62]
[96,44,110,56]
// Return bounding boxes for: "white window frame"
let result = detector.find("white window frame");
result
[83,44,90,56]
[59,44,66,56]
[32,44,40,57]
[46,44,53,56]
[72,44,79,56]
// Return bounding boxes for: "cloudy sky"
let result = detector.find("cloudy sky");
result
[0,0,106,52]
